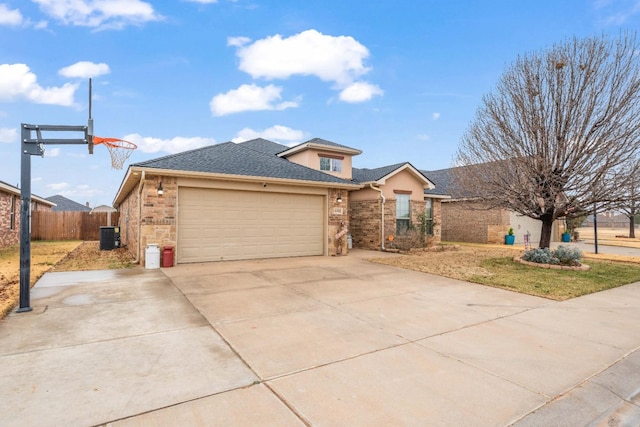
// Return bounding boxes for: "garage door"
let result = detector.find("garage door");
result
[178,187,324,262]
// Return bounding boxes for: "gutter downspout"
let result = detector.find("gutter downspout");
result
[369,183,386,250]
[134,171,145,264]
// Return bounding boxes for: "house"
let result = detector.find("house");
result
[112,138,444,264]
[0,180,55,249]
[46,195,91,212]
[424,166,559,245]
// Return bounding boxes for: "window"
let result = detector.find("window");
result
[320,157,342,172]
[396,194,410,233]
[10,195,16,230]
[425,198,434,235]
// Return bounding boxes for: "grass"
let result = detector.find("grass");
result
[469,257,640,300]
[0,240,83,319]
[0,240,136,320]
[371,244,640,301]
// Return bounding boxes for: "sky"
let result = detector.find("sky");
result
[1,0,639,207]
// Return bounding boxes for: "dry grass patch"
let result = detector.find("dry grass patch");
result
[0,241,136,319]
[370,244,640,300]
[0,240,82,319]
[373,245,520,281]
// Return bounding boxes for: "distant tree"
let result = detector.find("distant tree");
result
[454,33,640,248]
[612,159,640,238]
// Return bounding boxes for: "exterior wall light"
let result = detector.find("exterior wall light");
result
[337,191,342,203]
[157,181,163,196]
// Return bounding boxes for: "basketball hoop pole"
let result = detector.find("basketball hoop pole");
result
[18,122,91,313]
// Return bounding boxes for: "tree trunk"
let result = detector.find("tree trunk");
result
[631,207,636,239]
[539,214,554,249]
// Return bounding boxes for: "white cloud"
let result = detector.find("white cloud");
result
[416,134,430,141]
[227,36,251,47]
[0,64,78,106]
[232,125,306,144]
[432,112,441,120]
[32,0,162,29]
[234,29,371,86]
[0,3,23,26]
[210,84,298,116]
[0,127,17,143]
[338,82,383,103]
[185,0,218,4]
[44,147,61,157]
[48,182,69,190]
[593,0,640,25]
[59,61,111,78]
[122,133,216,154]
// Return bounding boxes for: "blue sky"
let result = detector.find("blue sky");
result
[1,0,639,207]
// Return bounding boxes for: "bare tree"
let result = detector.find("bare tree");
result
[611,158,640,238]
[455,33,640,248]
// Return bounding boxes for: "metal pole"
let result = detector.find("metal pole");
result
[18,124,32,312]
[593,201,598,255]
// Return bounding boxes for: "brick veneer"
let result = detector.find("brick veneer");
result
[0,192,19,248]
[328,188,350,256]
[349,199,382,250]
[1,191,52,249]
[441,200,509,243]
[118,175,177,265]
[349,197,442,250]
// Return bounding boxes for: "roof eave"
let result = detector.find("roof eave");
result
[278,143,362,158]
[113,166,363,206]
[376,163,436,189]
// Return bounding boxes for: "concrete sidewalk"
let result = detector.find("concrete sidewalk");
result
[0,251,639,426]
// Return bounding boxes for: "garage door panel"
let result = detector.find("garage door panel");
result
[178,188,324,263]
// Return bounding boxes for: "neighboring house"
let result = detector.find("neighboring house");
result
[46,195,91,212]
[112,138,445,265]
[424,166,559,245]
[0,180,55,249]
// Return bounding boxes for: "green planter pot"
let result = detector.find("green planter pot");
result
[561,233,571,242]
[505,235,515,245]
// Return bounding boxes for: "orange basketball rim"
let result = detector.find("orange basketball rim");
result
[93,136,137,170]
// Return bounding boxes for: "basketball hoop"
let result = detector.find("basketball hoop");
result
[93,136,137,170]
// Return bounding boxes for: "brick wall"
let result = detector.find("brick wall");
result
[441,200,509,243]
[349,197,443,250]
[0,191,19,248]
[139,175,177,265]
[117,175,177,264]
[118,181,140,260]
[328,188,350,255]
[432,198,442,244]
[349,199,382,250]
[1,191,53,249]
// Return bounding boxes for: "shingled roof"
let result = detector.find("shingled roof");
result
[238,138,288,156]
[46,195,91,212]
[278,137,362,158]
[352,162,410,183]
[132,139,356,185]
[352,162,434,189]
[422,165,485,199]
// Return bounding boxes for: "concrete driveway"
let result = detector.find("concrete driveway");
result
[1,250,639,426]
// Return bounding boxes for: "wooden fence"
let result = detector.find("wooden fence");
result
[31,211,120,241]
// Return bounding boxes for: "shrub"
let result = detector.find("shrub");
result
[522,245,582,266]
[522,247,557,264]
[553,245,582,266]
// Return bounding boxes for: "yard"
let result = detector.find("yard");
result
[0,241,135,319]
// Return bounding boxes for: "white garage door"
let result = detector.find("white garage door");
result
[178,187,324,263]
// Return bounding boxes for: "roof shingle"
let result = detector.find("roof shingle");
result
[132,140,356,185]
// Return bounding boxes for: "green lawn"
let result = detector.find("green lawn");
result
[470,257,640,300]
